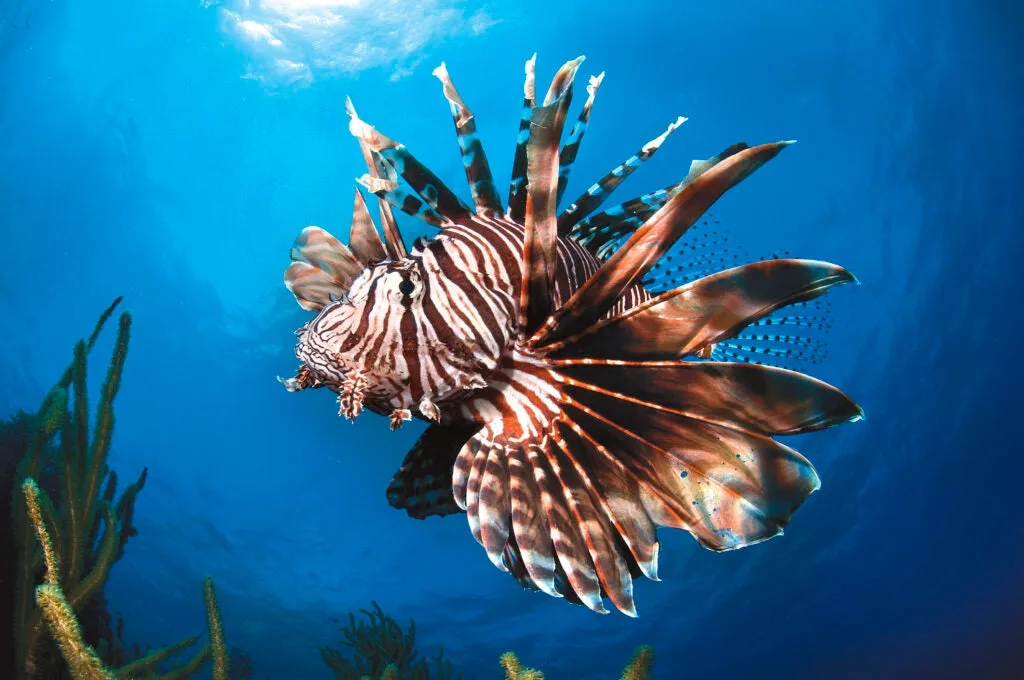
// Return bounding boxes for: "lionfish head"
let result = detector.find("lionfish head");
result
[284,235,504,428]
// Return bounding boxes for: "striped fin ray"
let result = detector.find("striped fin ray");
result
[507,54,537,223]
[639,233,836,371]
[639,220,745,288]
[546,422,640,615]
[433,62,504,217]
[709,298,834,370]
[549,259,855,361]
[567,144,750,253]
[534,141,794,348]
[386,423,479,519]
[345,98,406,259]
[553,360,863,437]
[346,97,472,224]
[503,444,560,596]
[568,185,674,252]
[520,56,584,334]
[283,226,364,311]
[556,116,686,234]
[356,151,448,228]
[457,426,638,615]
[509,439,608,612]
[556,72,604,206]
[559,383,824,553]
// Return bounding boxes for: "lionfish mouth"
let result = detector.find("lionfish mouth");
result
[279,363,436,432]
[277,364,318,393]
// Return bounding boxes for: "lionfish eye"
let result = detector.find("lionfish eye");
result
[398,279,416,296]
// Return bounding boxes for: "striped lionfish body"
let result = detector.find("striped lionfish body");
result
[281,56,863,616]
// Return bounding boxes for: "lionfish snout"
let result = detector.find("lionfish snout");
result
[287,313,427,428]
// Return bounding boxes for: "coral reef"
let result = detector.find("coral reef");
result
[320,601,459,680]
[498,645,654,680]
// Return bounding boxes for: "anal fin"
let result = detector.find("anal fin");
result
[386,422,480,519]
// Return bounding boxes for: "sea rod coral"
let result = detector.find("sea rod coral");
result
[23,476,230,680]
[4,297,227,679]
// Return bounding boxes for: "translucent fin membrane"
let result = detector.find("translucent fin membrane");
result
[710,297,834,370]
[597,220,835,372]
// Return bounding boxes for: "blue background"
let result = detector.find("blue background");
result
[1,0,1021,678]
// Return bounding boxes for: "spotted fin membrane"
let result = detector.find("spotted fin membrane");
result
[570,209,834,372]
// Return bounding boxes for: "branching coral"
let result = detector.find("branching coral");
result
[5,297,229,680]
[320,601,459,680]
[21,476,229,680]
[498,652,542,680]
[204,576,231,679]
[498,645,654,680]
[9,297,146,679]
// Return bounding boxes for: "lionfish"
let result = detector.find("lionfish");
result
[280,55,862,616]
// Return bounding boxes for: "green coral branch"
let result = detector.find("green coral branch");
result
[79,310,131,574]
[23,474,230,680]
[9,299,197,680]
[112,636,201,679]
[12,388,68,678]
[22,480,60,585]
[67,503,117,610]
[52,297,124,392]
[64,338,94,588]
[35,584,114,680]
[619,645,653,680]
[498,652,542,680]
[112,468,147,561]
[156,645,212,680]
[203,576,229,680]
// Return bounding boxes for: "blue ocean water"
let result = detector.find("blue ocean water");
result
[1,0,1021,678]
